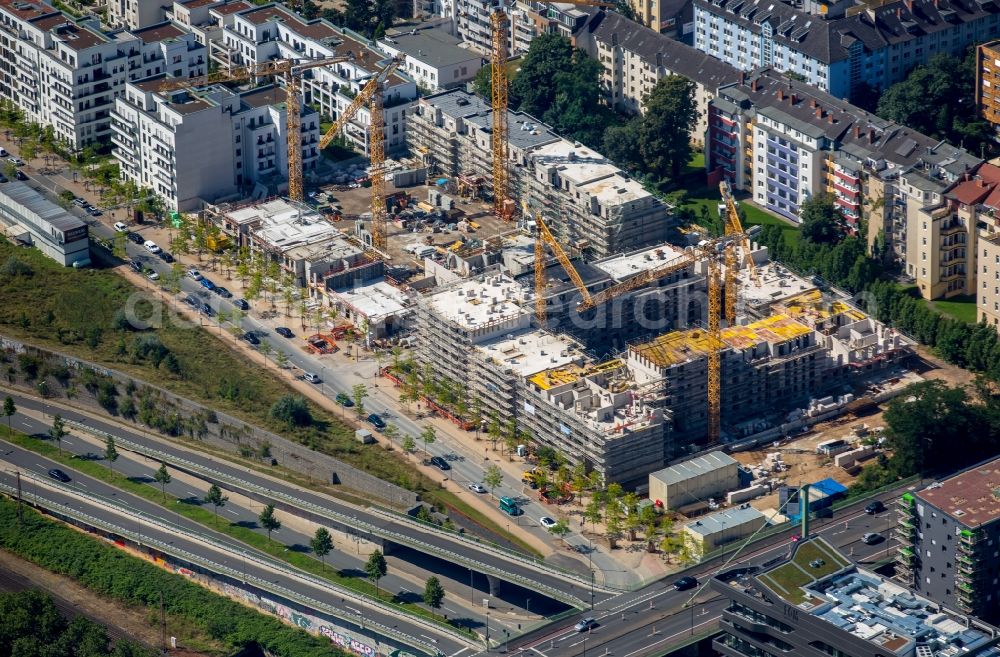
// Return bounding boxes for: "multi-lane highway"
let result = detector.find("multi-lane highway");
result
[0,391,606,608]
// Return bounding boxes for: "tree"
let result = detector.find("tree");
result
[798,193,842,244]
[204,484,228,525]
[402,434,416,453]
[483,464,503,498]
[259,504,281,541]
[365,549,387,597]
[548,518,570,543]
[423,575,445,609]
[47,414,67,456]
[602,118,643,171]
[153,462,171,501]
[311,527,334,569]
[258,341,273,366]
[584,497,603,532]
[2,396,14,435]
[352,383,368,417]
[420,425,437,458]
[104,436,118,474]
[273,351,289,369]
[639,75,698,181]
[269,395,312,428]
[383,423,400,444]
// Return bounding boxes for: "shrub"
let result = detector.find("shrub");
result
[269,395,312,428]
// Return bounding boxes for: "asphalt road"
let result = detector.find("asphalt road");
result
[1,391,597,610]
[0,441,473,656]
[498,490,904,657]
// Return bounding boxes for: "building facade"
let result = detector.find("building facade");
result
[112,80,320,210]
[218,4,417,155]
[693,0,1000,100]
[0,0,207,149]
[897,456,1000,623]
[108,0,167,30]
[377,27,482,92]
[0,180,89,266]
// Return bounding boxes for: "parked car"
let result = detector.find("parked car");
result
[186,269,203,281]
[73,197,88,207]
[467,483,487,494]
[673,576,698,591]
[143,240,161,254]
[366,413,387,430]
[199,278,216,291]
[184,295,199,306]
[214,286,232,298]
[233,299,250,311]
[335,393,354,407]
[0,147,7,157]
[865,500,885,515]
[127,232,143,244]
[8,156,24,166]
[303,372,321,384]
[87,206,102,216]
[0,173,7,183]
[47,468,71,482]
[146,270,159,281]
[862,532,883,545]
[243,332,260,345]
[200,303,214,318]
[14,170,27,181]
[157,251,174,263]
[128,260,143,273]
[539,516,557,529]
[113,221,128,232]
[429,455,451,470]
[275,327,294,338]
[574,618,597,633]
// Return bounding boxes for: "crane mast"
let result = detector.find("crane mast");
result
[491,10,511,221]
[369,88,387,251]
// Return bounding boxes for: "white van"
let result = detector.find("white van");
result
[113,222,128,232]
[143,240,161,254]
[303,372,321,384]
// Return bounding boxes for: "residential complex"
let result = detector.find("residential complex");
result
[714,537,1000,657]
[693,0,1000,99]
[0,0,207,148]
[112,80,320,210]
[215,3,418,155]
[978,40,1000,135]
[409,88,676,258]
[435,0,596,56]
[896,456,1000,623]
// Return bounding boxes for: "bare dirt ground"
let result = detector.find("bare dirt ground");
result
[0,548,213,655]
[909,345,977,387]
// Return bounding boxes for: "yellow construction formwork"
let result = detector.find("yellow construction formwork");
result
[529,358,623,390]
[778,289,865,323]
[633,313,812,368]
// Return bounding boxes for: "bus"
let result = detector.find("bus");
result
[499,496,521,516]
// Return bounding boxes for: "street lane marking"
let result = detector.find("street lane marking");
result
[449,649,470,657]
[227,509,239,516]
[621,616,720,657]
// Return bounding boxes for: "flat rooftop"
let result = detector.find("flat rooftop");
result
[210,0,250,14]
[739,260,816,310]
[632,313,812,368]
[528,358,623,391]
[476,329,584,377]
[685,505,765,537]
[579,174,652,206]
[531,140,619,186]
[749,538,1000,656]
[776,289,866,325]
[0,0,56,21]
[917,457,1000,527]
[332,281,407,320]
[593,243,690,282]
[379,28,477,67]
[240,84,286,109]
[427,274,527,329]
[226,199,342,252]
[131,21,186,44]
[650,451,737,487]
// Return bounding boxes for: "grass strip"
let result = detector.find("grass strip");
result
[2,430,475,638]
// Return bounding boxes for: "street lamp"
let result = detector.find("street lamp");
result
[504,629,509,653]
[486,610,491,651]
[526,598,531,616]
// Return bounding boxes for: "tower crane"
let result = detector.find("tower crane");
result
[160,57,349,203]
[313,57,402,252]
[534,212,594,321]
[491,9,511,222]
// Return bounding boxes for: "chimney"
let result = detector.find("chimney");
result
[828,112,835,123]
[740,70,746,85]
[896,6,901,17]
[751,78,758,91]
[815,107,823,118]
[853,125,861,138]
[777,89,785,100]
[810,99,818,108]
[869,128,876,142]
[904,0,913,10]
[790,93,798,104]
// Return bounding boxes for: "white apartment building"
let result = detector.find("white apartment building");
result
[108,0,167,30]
[112,79,320,210]
[218,3,418,155]
[0,0,207,148]
[168,0,252,46]
[377,27,481,91]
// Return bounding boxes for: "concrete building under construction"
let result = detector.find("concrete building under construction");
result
[408,88,675,258]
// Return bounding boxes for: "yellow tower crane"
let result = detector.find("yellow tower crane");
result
[160,57,349,204]
[707,255,722,444]
[491,9,511,222]
[535,213,594,318]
